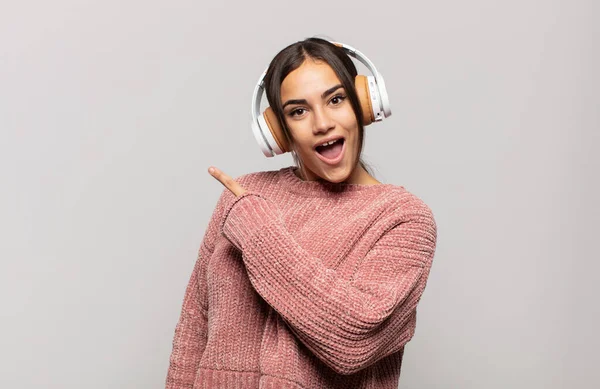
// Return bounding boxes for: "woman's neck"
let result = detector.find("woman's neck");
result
[345,164,381,185]
[293,164,382,186]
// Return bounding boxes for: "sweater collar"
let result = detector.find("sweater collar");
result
[278,166,398,197]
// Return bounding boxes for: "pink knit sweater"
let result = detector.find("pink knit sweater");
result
[165,166,437,389]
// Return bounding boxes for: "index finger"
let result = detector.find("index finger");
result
[208,166,246,197]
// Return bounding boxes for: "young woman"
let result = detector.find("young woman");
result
[165,38,437,389]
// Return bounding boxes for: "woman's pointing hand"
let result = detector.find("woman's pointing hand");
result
[208,166,247,197]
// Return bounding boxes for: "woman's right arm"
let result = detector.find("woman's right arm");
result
[165,188,235,389]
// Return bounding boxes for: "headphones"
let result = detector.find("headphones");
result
[250,41,391,158]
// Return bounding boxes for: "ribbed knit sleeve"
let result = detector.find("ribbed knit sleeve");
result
[166,189,236,389]
[221,191,437,375]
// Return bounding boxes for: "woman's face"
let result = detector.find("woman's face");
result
[280,58,360,183]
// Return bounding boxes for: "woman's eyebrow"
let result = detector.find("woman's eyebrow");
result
[321,83,344,98]
[282,84,344,109]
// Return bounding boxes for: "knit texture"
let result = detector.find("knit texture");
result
[165,166,437,389]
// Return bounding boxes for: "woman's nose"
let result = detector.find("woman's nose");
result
[313,106,335,134]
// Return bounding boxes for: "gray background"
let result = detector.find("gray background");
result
[1,0,598,388]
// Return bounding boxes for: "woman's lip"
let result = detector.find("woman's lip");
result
[314,139,345,165]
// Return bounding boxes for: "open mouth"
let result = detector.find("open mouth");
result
[315,138,345,164]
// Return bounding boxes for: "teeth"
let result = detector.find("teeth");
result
[319,139,340,147]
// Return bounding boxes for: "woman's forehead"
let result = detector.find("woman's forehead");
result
[280,60,342,100]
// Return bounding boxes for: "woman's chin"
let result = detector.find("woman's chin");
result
[317,166,351,184]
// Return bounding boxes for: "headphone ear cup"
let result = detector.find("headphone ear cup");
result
[263,107,290,153]
[355,75,375,126]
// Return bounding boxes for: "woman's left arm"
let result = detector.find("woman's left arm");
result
[219,190,437,375]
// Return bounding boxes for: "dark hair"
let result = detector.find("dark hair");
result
[263,37,375,180]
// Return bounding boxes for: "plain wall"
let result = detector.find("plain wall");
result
[1,0,598,388]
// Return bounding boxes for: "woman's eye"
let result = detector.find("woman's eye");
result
[290,108,306,117]
[330,94,347,105]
